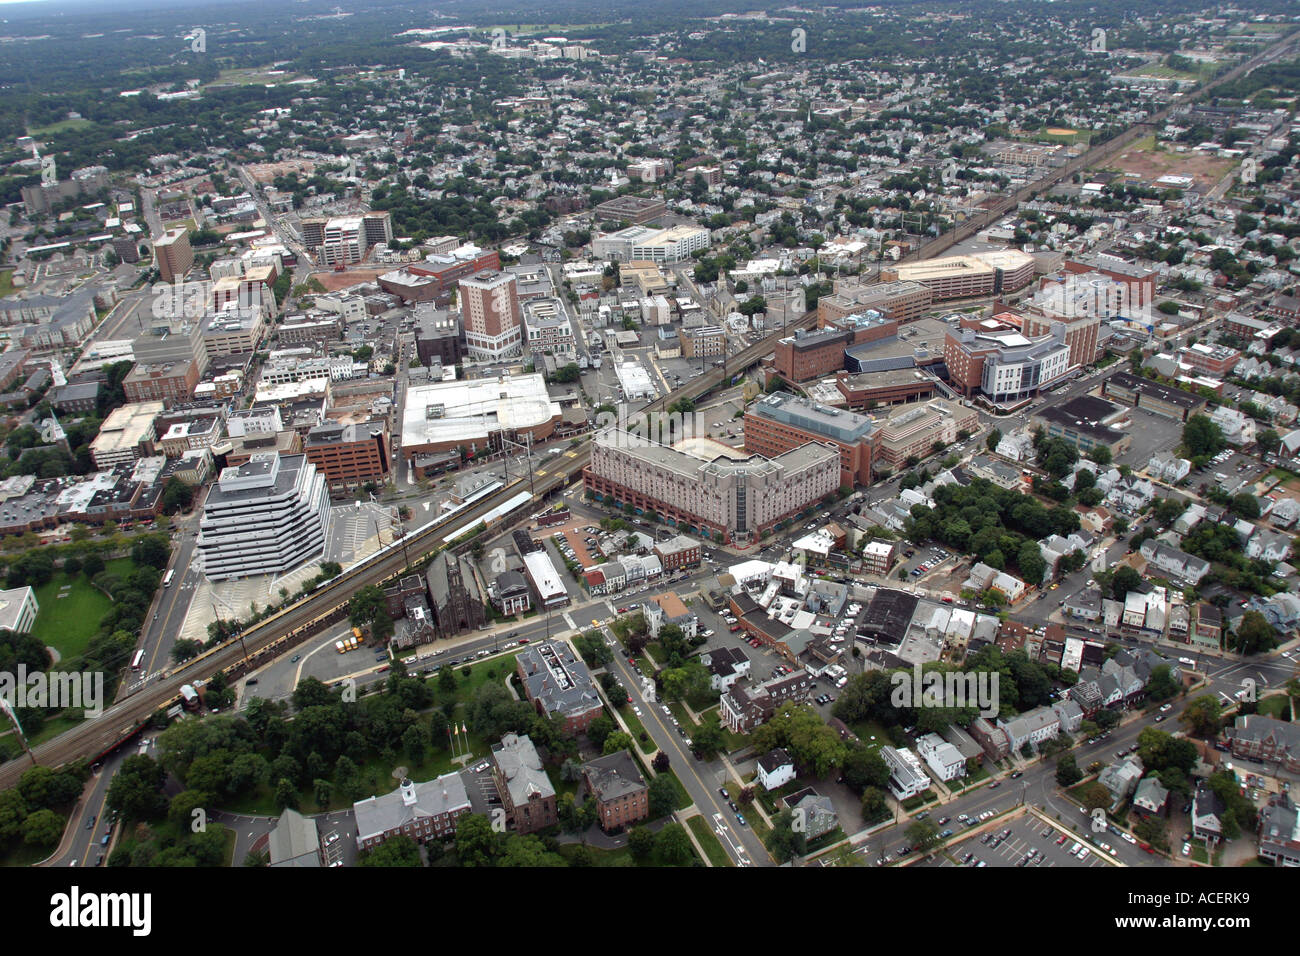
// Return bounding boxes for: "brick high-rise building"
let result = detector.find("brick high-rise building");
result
[459,270,522,360]
[154,229,193,283]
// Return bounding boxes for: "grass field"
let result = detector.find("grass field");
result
[686,814,735,867]
[619,706,658,754]
[29,118,95,136]
[1256,694,1292,720]
[0,271,15,298]
[31,559,134,660]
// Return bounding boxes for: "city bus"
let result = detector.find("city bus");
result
[130,650,145,671]
[162,569,175,588]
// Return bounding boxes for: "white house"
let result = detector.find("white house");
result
[881,746,931,800]
[756,748,796,791]
[916,732,968,782]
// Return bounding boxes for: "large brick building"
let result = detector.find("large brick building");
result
[744,391,876,488]
[377,247,501,304]
[772,312,899,383]
[581,750,649,832]
[584,431,839,545]
[492,733,559,834]
[303,420,390,495]
[122,360,200,406]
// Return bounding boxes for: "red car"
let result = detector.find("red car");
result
[626,694,633,703]
[518,638,529,644]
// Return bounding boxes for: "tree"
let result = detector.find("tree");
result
[454,813,500,867]
[627,825,656,861]
[107,755,168,821]
[692,721,725,760]
[647,774,678,819]
[1078,781,1112,812]
[22,808,64,846]
[1182,415,1226,458]
[985,428,1002,452]
[842,746,890,794]
[860,786,888,822]
[1055,752,1083,787]
[1111,565,1142,601]
[653,823,694,866]
[359,835,422,867]
[767,808,807,863]
[1232,611,1277,655]
[603,731,635,756]
[1179,695,1223,738]
[907,819,941,854]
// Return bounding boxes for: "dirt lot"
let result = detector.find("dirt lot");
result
[245,159,318,184]
[309,268,387,292]
[1098,137,1237,191]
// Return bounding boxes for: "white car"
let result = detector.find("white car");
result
[1181,842,1191,857]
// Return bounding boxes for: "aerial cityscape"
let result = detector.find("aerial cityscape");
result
[0,0,1297,898]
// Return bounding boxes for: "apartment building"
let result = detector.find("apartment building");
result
[459,270,522,360]
[303,420,390,495]
[90,401,164,469]
[679,325,725,360]
[122,360,200,406]
[1177,343,1241,378]
[584,431,839,545]
[744,391,876,488]
[522,297,575,356]
[154,229,193,283]
[653,534,702,571]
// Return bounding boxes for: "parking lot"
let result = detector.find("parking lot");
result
[917,811,1115,869]
[1114,406,1183,469]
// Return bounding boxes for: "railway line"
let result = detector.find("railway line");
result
[0,310,814,789]
[902,27,1297,263]
[11,28,1292,791]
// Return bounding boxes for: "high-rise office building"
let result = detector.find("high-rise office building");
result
[459,270,522,360]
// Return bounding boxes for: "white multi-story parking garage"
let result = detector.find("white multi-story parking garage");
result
[195,453,330,580]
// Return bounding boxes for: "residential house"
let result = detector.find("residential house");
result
[756,748,796,790]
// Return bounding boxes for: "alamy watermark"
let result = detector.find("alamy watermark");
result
[593,405,714,449]
[889,664,999,719]
[0,666,104,719]
[1036,272,1158,326]
[151,279,261,321]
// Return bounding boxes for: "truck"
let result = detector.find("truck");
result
[352,627,363,640]
[335,640,347,654]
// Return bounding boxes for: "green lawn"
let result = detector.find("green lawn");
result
[1256,694,1291,720]
[556,842,635,866]
[619,706,658,754]
[0,271,14,298]
[29,118,95,136]
[687,814,735,867]
[31,559,135,660]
